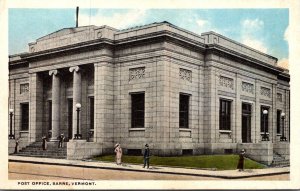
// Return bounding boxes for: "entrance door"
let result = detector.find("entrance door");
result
[68,99,73,139]
[21,103,29,131]
[242,103,251,143]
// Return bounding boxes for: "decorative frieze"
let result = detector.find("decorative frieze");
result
[129,67,145,81]
[277,93,283,102]
[242,82,254,94]
[260,87,271,98]
[20,83,29,94]
[219,76,233,90]
[179,68,192,82]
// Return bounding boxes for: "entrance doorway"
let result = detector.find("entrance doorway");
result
[242,103,251,143]
[21,103,29,131]
[68,99,73,140]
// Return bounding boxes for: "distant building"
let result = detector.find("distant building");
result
[8,22,290,164]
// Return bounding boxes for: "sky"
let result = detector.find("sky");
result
[9,9,289,68]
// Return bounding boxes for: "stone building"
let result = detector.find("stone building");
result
[8,22,290,164]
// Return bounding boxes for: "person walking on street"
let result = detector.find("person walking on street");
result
[58,134,65,148]
[143,144,150,169]
[42,135,47,150]
[114,143,122,165]
[237,149,246,171]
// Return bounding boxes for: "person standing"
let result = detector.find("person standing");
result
[114,143,122,165]
[237,149,246,171]
[42,135,47,150]
[143,144,150,169]
[14,138,19,154]
[58,134,65,148]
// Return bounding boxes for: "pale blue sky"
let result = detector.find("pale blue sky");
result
[9,9,289,65]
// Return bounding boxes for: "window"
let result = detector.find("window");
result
[89,97,94,129]
[260,106,269,132]
[131,93,145,128]
[219,99,231,130]
[127,149,142,156]
[21,103,29,131]
[179,94,190,128]
[20,83,29,94]
[277,110,281,134]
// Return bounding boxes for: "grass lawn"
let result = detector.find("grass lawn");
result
[94,154,266,170]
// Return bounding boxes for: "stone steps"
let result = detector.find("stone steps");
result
[12,141,67,159]
[14,153,66,159]
[271,152,289,167]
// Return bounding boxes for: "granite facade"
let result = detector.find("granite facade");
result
[8,22,290,161]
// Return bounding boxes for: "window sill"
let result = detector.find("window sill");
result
[129,128,145,131]
[219,130,231,133]
[20,131,29,133]
[260,132,270,135]
[179,128,191,132]
[276,134,282,136]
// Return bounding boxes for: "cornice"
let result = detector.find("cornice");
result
[205,44,284,75]
[20,38,114,60]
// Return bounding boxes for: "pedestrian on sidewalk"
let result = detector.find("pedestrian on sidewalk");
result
[42,135,47,150]
[58,133,65,148]
[14,138,19,154]
[114,143,122,165]
[143,144,150,169]
[237,149,246,171]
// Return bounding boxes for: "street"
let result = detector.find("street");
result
[8,162,289,180]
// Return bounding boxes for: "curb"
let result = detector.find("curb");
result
[9,158,290,179]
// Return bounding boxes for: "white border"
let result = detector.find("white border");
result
[1,0,300,189]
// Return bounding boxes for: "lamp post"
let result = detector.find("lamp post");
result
[74,103,82,139]
[9,109,15,139]
[262,109,269,141]
[280,112,287,141]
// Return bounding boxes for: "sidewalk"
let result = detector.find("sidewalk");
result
[9,155,289,179]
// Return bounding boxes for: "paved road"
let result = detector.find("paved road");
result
[9,162,289,180]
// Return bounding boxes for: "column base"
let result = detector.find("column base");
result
[261,135,269,141]
[8,135,15,139]
[280,137,287,141]
[74,134,82,139]
[49,138,59,142]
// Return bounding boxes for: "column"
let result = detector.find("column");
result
[69,66,82,138]
[49,70,60,141]
[29,73,44,142]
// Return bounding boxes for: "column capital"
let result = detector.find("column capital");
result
[49,70,58,76]
[69,66,80,73]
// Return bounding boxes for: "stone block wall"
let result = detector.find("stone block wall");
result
[203,50,290,152]
[112,40,206,155]
[237,143,273,165]
[94,62,114,151]
[274,142,290,160]
[204,143,238,154]
[9,66,29,144]
[8,139,29,154]
[67,140,103,160]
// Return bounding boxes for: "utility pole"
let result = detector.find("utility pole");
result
[76,6,79,27]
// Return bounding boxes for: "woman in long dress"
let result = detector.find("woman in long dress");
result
[237,149,246,171]
[114,143,122,165]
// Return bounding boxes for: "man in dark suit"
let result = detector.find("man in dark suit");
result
[58,134,65,148]
[143,144,150,169]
